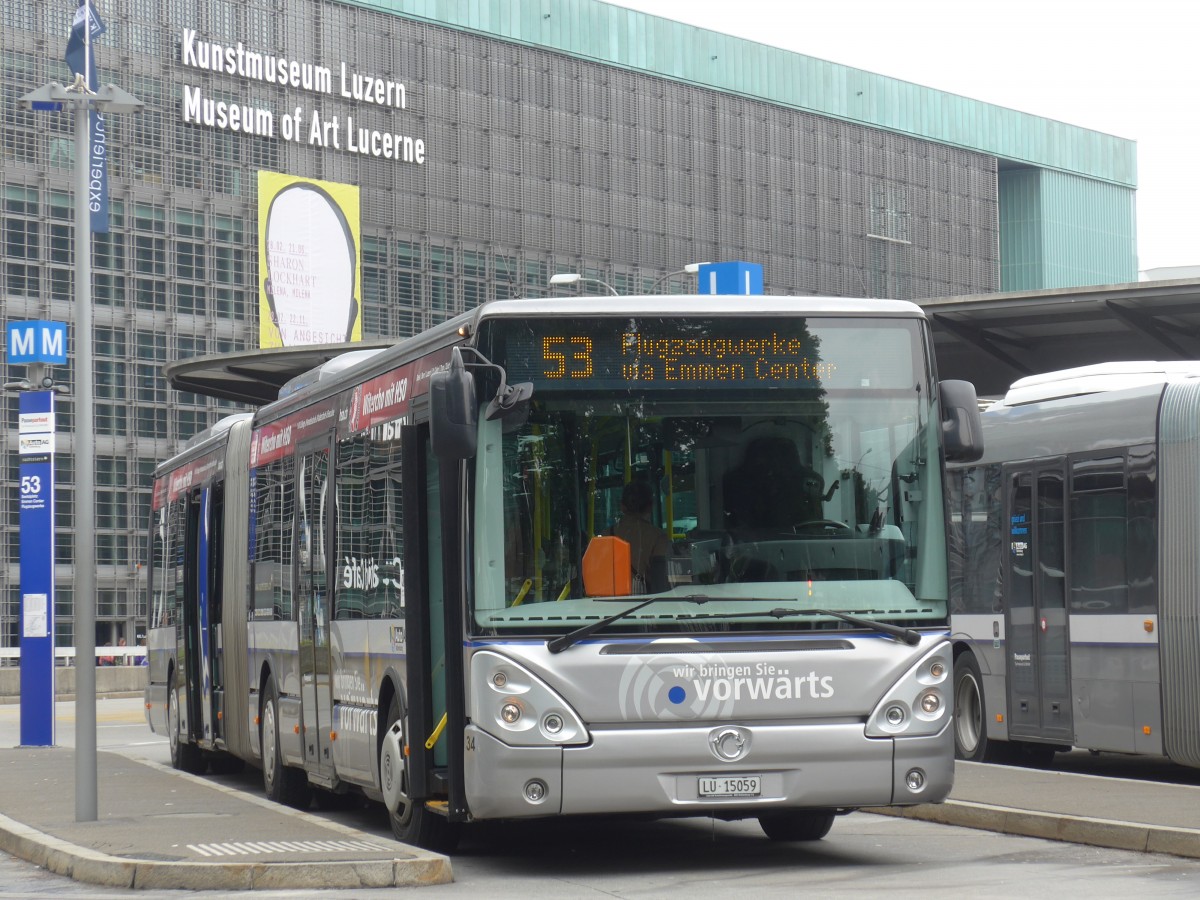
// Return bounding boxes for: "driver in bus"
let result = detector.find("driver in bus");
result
[725,436,839,537]
[613,480,671,593]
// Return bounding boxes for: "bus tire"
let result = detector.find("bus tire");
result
[953,650,1006,763]
[380,694,460,852]
[261,675,311,809]
[758,810,835,841]
[167,668,206,774]
[1010,740,1059,769]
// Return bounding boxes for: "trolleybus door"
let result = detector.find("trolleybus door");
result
[297,436,335,774]
[207,480,227,743]
[1004,464,1073,744]
[401,422,465,817]
[181,485,215,748]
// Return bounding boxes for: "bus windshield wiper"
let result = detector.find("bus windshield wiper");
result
[676,606,921,646]
[546,594,714,654]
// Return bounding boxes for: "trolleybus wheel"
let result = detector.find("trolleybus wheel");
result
[380,693,460,852]
[1009,740,1059,769]
[167,668,206,774]
[260,675,311,809]
[953,650,1001,763]
[758,810,836,841]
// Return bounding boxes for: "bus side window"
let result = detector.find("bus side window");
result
[1069,458,1128,614]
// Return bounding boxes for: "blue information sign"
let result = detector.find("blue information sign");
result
[697,261,764,295]
[18,391,56,747]
[6,320,67,365]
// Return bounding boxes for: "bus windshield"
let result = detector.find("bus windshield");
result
[471,314,947,636]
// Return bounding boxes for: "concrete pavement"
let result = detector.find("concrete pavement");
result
[0,747,452,890]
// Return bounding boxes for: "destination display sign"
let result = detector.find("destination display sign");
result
[483,317,921,392]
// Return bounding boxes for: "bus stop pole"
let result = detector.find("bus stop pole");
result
[72,94,98,824]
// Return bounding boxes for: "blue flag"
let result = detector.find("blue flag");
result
[65,0,106,91]
[64,1,110,233]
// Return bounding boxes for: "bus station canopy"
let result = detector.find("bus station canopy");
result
[164,278,1200,406]
[165,339,396,406]
[925,277,1200,398]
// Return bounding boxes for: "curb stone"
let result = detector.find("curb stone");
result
[865,801,1200,860]
[0,809,453,890]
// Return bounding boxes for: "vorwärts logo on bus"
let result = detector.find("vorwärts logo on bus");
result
[617,639,736,721]
[618,639,836,720]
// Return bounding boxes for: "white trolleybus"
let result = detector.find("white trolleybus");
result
[949,362,1200,768]
[146,294,983,851]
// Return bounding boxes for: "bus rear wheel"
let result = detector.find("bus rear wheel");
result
[758,810,835,841]
[380,694,460,853]
[167,668,206,774]
[260,675,311,809]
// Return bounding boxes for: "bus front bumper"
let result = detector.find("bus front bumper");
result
[463,720,952,820]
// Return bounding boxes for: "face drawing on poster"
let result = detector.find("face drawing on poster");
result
[263,183,358,345]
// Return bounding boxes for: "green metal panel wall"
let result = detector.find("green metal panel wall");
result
[1040,170,1137,287]
[351,0,1136,188]
[999,169,1044,292]
[1000,169,1137,291]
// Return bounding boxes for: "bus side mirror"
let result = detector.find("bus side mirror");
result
[940,379,984,462]
[430,347,478,459]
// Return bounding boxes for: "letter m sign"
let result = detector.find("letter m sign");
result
[6,321,68,365]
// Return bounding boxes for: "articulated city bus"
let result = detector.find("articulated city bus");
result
[146,294,982,851]
[949,362,1200,768]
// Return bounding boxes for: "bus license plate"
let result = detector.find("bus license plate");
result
[698,775,761,797]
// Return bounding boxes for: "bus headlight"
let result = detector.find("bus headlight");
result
[866,641,950,738]
[470,650,590,747]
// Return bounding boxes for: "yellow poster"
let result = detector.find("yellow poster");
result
[257,171,362,348]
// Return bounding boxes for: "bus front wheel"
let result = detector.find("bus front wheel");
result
[758,810,835,841]
[260,675,311,809]
[380,694,460,853]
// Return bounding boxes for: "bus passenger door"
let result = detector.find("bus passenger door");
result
[297,437,335,775]
[208,482,225,743]
[180,486,214,749]
[401,422,464,817]
[1004,464,1073,744]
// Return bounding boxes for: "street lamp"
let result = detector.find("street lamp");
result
[651,261,711,294]
[549,272,619,296]
[19,77,143,824]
